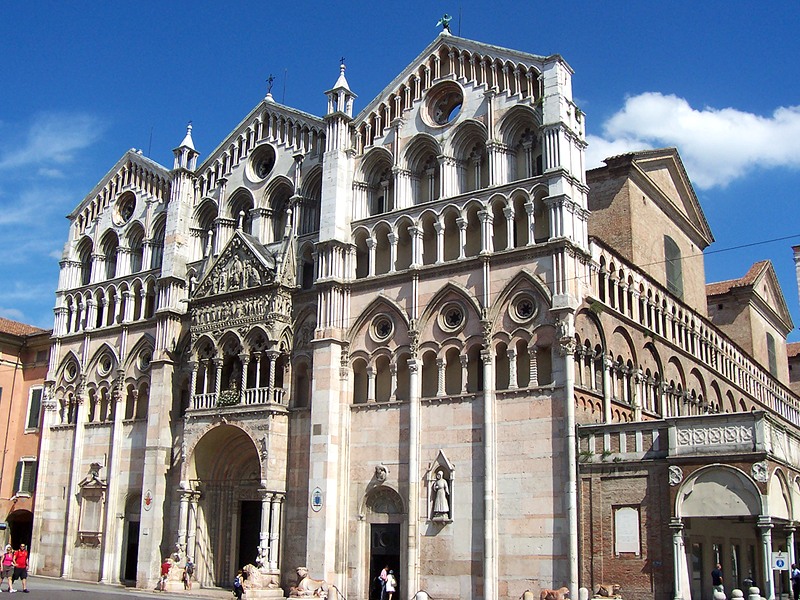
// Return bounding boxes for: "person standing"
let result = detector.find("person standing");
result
[184,556,195,590]
[11,544,28,593]
[379,565,389,600]
[1,546,14,592]
[233,569,244,600]
[711,563,724,595]
[159,557,171,591]
[792,563,800,600]
[385,569,396,600]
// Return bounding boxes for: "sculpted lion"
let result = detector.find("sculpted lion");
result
[540,587,570,600]
[595,583,622,598]
[243,564,281,589]
[288,566,328,598]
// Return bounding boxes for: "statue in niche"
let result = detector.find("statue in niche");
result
[431,470,450,520]
[245,262,261,287]
[228,255,244,290]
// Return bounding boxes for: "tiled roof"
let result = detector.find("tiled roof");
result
[789,342,800,359]
[0,317,48,337]
[706,260,770,297]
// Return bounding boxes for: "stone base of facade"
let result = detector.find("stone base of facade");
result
[243,589,286,599]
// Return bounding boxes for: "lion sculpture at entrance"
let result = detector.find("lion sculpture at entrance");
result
[243,564,282,590]
[288,566,328,598]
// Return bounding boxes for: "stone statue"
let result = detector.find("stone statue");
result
[288,566,328,598]
[228,255,244,290]
[432,470,450,519]
[436,13,452,33]
[375,464,388,483]
[243,563,281,590]
[540,588,570,600]
[594,583,622,598]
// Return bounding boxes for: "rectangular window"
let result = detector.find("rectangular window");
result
[12,459,37,495]
[26,387,43,429]
[767,333,778,376]
[664,235,684,300]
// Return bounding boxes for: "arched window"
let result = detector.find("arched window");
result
[664,235,683,299]
[100,232,119,280]
[77,238,93,286]
[150,217,166,270]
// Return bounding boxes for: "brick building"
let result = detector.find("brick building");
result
[0,318,50,549]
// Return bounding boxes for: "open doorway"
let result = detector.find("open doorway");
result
[369,524,400,600]
[120,494,141,584]
[238,501,262,570]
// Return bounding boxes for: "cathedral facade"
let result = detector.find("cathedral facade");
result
[32,32,800,600]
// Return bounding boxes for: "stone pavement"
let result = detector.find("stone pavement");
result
[21,575,236,599]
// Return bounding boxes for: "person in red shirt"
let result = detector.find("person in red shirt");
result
[159,558,171,591]
[11,544,28,593]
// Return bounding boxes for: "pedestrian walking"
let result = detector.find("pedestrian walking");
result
[159,557,171,591]
[184,556,195,590]
[233,569,244,599]
[792,563,800,600]
[385,569,396,600]
[1,546,14,593]
[711,562,724,595]
[11,544,28,593]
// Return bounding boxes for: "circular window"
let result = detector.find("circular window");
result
[510,293,537,324]
[138,349,152,371]
[423,82,464,127]
[371,315,394,343]
[97,354,113,376]
[249,144,277,181]
[64,361,78,382]
[114,192,136,226]
[440,302,465,333]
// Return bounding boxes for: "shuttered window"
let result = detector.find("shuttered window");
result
[12,460,38,495]
[26,387,43,429]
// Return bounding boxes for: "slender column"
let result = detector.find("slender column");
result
[62,389,89,578]
[456,217,467,259]
[559,334,579,599]
[29,391,57,575]
[239,353,249,392]
[388,232,398,273]
[529,345,539,387]
[760,517,775,600]
[367,366,376,402]
[189,361,198,405]
[260,491,273,568]
[436,358,446,396]
[186,493,199,561]
[100,380,126,582]
[602,355,613,422]
[481,345,497,600]
[478,209,492,254]
[670,518,688,600]
[254,354,262,388]
[434,221,445,264]
[460,355,469,394]
[507,349,518,389]
[406,357,421,593]
[788,526,796,575]
[201,360,209,394]
[213,358,223,397]
[525,201,536,245]
[268,494,282,570]
[503,206,514,250]
[177,487,190,551]
[389,362,398,401]
[367,237,377,277]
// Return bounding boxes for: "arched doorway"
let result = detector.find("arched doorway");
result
[675,465,763,600]
[363,487,405,600]
[187,425,262,588]
[6,510,32,549]
[120,494,141,584]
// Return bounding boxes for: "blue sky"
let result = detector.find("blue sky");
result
[1,1,799,341]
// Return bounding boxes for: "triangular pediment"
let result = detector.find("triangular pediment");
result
[629,148,715,249]
[68,150,171,220]
[354,33,556,125]
[749,262,794,333]
[192,231,276,300]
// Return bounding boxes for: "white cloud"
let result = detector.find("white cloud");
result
[0,112,105,173]
[0,307,25,321]
[587,92,800,189]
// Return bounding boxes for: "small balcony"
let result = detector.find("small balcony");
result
[191,386,286,411]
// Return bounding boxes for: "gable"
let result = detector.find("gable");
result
[192,231,276,300]
[68,150,171,234]
[354,33,555,128]
[750,263,794,333]
[630,150,714,249]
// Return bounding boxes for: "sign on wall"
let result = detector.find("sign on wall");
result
[773,551,788,570]
[614,506,641,555]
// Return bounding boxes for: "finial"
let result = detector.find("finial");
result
[436,14,452,34]
[237,211,245,231]
[266,74,275,102]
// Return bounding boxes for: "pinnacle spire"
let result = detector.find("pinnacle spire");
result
[333,59,351,92]
[179,122,195,151]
